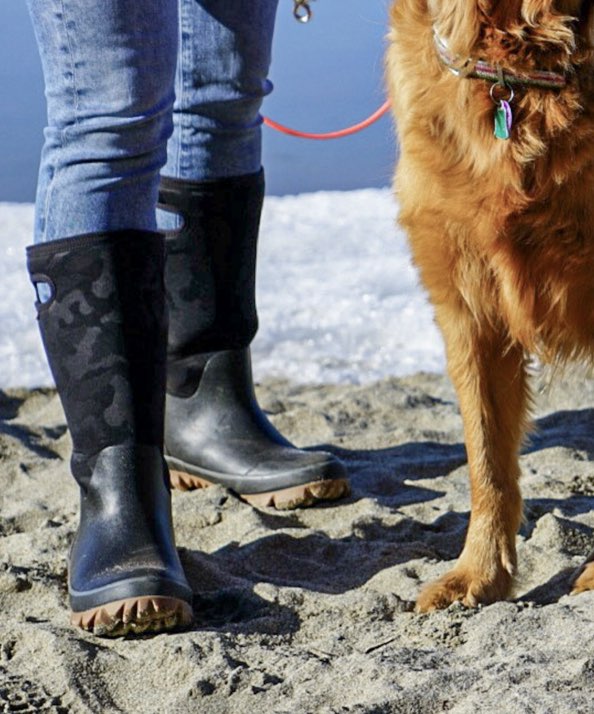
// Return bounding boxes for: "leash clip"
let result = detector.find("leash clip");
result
[293,0,313,23]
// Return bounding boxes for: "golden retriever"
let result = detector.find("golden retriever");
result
[386,0,594,611]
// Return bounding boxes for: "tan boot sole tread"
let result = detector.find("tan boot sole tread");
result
[170,469,350,510]
[71,595,193,637]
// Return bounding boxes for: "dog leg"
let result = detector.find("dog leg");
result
[416,305,528,612]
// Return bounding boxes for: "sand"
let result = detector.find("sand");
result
[2,370,594,713]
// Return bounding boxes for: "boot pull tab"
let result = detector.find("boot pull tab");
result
[30,274,55,310]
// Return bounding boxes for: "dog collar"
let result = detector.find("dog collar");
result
[433,31,568,89]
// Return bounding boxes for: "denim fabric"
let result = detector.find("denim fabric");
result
[27,0,278,242]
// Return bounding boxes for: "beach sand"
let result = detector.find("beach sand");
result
[2,370,594,713]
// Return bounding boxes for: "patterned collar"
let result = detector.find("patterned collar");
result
[433,31,568,89]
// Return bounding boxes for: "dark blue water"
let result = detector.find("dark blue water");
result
[0,0,394,202]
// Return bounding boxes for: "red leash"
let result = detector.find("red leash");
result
[262,99,391,140]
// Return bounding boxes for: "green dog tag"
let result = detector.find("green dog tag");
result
[494,100,512,140]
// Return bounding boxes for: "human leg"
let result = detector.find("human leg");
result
[162,0,277,183]
[26,0,192,634]
[157,0,350,509]
[27,0,177,242]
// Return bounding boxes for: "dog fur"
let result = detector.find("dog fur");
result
[387,0,594,611]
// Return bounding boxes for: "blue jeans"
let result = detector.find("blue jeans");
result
[27,0,278,242]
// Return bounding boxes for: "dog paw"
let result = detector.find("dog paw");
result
[416,565,514,613]
[571,562,594,595]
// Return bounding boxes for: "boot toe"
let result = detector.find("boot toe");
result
[168,446,350,509]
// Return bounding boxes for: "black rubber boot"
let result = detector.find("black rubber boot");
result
[158,171,349,509]
[27,231,193,636]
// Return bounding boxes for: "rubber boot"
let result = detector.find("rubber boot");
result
[158,171,349,510]
[27,231,193,636]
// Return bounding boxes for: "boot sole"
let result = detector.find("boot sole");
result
[71,596,193,638]
[169,469,350,510]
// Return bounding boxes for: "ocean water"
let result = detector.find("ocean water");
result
[0,0,394,203]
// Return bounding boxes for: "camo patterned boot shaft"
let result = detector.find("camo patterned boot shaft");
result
[28,231,169,467]
[160,172,262,396]
[27,231,193,636]
[158,173,350,510]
